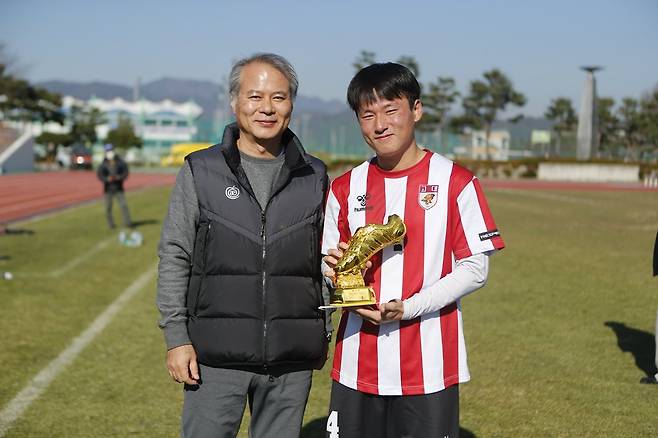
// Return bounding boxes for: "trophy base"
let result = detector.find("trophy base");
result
[323,286,377,308]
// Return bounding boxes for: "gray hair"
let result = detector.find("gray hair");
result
[228,53,299,102]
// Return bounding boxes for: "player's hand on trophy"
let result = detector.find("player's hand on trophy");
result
[352,299,404,325]
[322,242,372,282]
[380,299,404,322]
[322,241,349,282]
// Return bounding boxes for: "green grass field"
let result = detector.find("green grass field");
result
[0,186,656,437]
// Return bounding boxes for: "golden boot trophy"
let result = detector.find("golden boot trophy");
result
[330,214,407,307]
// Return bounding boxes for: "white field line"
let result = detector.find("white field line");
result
[0,265,157,437]
[11,235,115,278]
[48,236,114,277]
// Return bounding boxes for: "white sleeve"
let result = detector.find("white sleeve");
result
[321,183,342,287]
[321,185,342,255]
[453,178,504,260]
[401,252,489,320]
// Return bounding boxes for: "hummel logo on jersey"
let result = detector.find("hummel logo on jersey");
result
[418,184,439,210]
[354,193,371,212]
[479,229,500,241]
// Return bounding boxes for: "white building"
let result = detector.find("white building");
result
[62,96,203,158]
[470,130,511,160]
[84,97,202,147]
[4,95,204,165]
[69,96,202,144]
[18,97,203,146]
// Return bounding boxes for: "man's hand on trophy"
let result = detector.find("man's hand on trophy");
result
[352,299,404,325]
[322,242,372,282]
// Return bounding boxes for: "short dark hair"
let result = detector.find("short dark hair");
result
[347,63,421,113]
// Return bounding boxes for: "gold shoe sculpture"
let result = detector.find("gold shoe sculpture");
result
[330,214,407,307]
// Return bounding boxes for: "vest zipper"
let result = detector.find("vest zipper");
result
[260,211,267,372]
[195,222,211,316]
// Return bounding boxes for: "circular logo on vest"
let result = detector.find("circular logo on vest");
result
[225,186,240,200]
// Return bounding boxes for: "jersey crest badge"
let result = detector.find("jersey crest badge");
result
[418,184,439,210]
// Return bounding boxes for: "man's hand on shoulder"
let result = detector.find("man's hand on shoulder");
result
[166,344,199,385]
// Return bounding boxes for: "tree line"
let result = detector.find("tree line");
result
[2,45,657,161]
[353,50,658,161]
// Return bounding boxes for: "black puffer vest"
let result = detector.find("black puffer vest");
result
[186,123,328,373]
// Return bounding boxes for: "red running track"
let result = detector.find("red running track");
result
[0,171,175,224]
[1,172,655,224]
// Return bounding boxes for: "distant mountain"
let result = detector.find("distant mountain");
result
[294,95,346,114]
[38,80,132,100]
[492,116,553,134]
[37,78,347,119]
[140,77,223,118]
[492,117,555,149]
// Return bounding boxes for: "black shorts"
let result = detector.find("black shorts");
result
[326,381,459,438]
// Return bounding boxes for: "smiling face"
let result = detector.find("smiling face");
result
[231,62,293,150]
[356,94,423,166]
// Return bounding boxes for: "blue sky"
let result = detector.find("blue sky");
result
[1,0,657,116]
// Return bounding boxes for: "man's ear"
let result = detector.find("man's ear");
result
[413,99,423,123]
[230,97,236,113]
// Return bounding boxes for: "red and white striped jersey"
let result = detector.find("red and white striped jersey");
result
[322,151,505,396]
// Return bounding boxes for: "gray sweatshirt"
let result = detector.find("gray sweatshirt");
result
[157,161,198,349]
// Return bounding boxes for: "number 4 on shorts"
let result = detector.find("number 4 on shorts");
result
[326,410,339,438]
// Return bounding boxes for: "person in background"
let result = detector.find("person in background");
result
[97,143,132,229]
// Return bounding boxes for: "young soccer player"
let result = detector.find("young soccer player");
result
[322,63,505,437]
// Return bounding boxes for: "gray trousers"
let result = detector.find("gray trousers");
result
[182,365,312,438]
[104,191,132,228]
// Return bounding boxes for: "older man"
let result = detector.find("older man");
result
[157,53,329,437]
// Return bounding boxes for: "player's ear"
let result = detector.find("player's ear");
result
[412,99,423,122]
